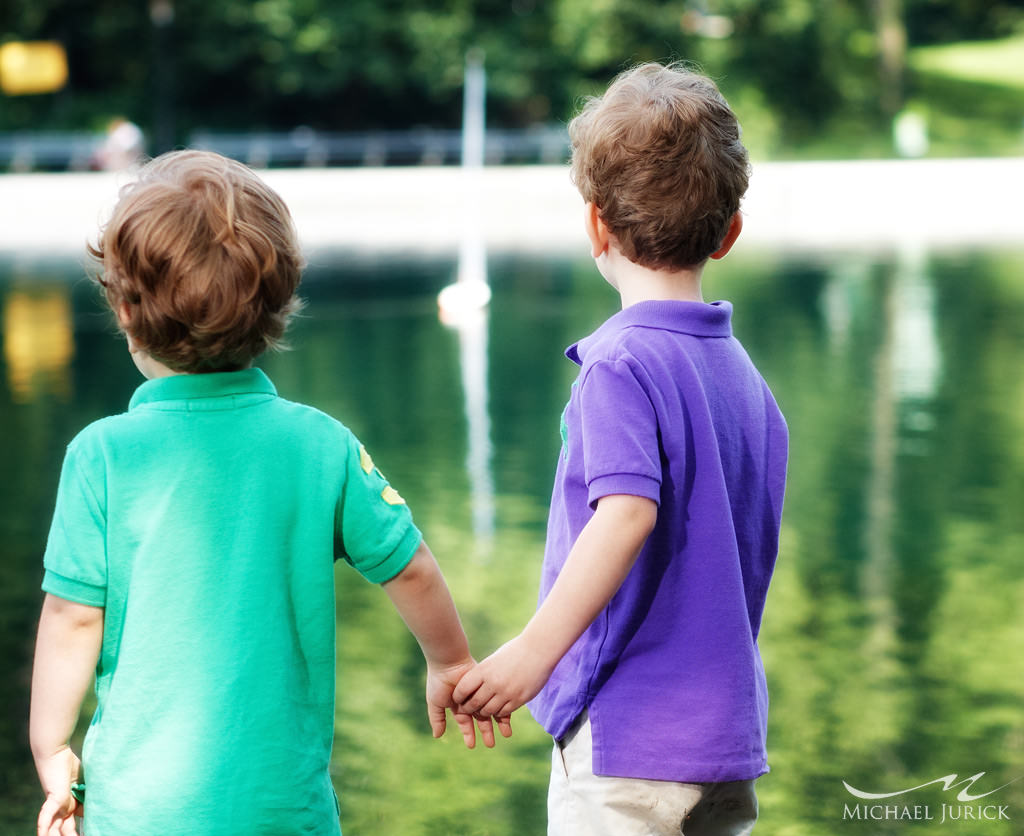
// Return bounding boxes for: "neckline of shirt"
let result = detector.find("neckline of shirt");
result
[568,299,734,363]
[129,367,277,410]
[614,299,733,335]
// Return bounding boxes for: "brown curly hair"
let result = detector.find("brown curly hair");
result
[569,63,750,270]
[90,150,304,372]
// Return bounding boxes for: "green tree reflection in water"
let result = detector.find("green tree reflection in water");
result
[0,249,1022,835]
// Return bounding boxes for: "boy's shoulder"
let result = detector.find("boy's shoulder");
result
[576,312,687,373]
[571,322,675,408]
[268,394,346,426]
[270,395,362,445]
[65,411,134,455]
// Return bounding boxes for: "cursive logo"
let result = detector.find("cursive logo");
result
[844,773,1021,803]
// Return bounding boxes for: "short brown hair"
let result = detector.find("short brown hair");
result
[569,63,750,270]
[91,150,304,372]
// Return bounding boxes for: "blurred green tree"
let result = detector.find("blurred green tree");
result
[1,0,1021,154]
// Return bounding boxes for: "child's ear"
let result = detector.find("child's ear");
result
[117,303,141,354]
[583,202,611,259]
[709,212,743,260]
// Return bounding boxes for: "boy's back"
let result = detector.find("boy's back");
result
[530,299,787,780]
[45,368,419,832]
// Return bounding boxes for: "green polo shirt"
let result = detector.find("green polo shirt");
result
[42,368,421,835]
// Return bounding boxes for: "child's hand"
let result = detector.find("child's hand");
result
[453,635,553,719]
[426,660,512,749]
[35,745,82,836]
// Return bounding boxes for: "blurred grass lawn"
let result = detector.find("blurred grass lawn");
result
[907,33,1024,158]
[911,33,1024,90]
[759,34,1024,160]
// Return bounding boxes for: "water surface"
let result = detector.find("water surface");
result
[2,247,1022,835]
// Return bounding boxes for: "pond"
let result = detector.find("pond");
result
[1,245,1023,835]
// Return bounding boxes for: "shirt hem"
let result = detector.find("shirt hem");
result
[361,525,423,585]
[42,569,106,607]
[586,472,661,507]
[593,760,770,784]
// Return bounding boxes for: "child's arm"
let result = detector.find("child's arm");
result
[30,593,103,836]
[382,541,512,749]
[453,494,657,717]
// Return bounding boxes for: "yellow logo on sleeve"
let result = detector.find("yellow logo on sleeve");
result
[380,486,406,505]
[359,445,375,475]
[359,445,406,505]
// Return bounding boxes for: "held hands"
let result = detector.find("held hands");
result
[426,659,512,750]
[35,745,82,836]
[452,634,553,720]
[451,495,656,723]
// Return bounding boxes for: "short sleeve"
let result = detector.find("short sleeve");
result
[42,439,108,607]
[579,358,663,507]
[335,436,421,584]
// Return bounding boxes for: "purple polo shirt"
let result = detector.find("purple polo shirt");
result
[527,300,788,783]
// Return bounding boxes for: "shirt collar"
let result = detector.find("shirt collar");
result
[129,367,277,410]
[567,300,733,364]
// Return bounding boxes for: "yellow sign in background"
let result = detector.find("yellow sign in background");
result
[0,41,68,95]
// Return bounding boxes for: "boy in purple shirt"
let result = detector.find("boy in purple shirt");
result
[454,63,788,834]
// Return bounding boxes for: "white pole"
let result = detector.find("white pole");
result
[439,48,491,314]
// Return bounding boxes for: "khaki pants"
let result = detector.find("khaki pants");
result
[548,713,759,836]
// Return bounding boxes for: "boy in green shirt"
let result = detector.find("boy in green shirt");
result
[30,150,504,836]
